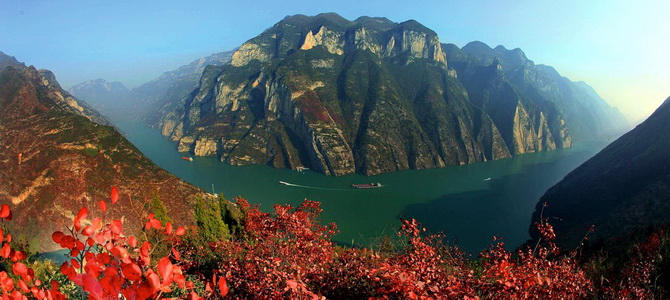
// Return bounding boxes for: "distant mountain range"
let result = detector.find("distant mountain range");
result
[530,96,670,250]
[0,57,205,251]
[69,50,236,122]
[71,13,628,176]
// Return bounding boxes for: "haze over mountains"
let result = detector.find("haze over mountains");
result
[70,13,627,177]
[0,53,205,251]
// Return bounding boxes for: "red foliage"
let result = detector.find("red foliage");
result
[2,189,663,299]
[48,186,203,299]
[0,204,66,299]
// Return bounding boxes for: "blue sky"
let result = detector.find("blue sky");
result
[1,0,668,123]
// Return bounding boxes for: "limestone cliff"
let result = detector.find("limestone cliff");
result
[160,14,514,176]
[445,41,627,140]
[156,13,594,176]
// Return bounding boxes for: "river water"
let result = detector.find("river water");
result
[112,116,605,255]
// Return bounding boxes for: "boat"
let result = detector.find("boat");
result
[484,177,492,181]
[352,183,383,189]
[181,156,193,162]
[295,166,310,172]
[279,181,290,185]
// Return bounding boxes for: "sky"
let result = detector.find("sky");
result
[0,0,668,123]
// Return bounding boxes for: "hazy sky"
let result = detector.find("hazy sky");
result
[1,0,668,123]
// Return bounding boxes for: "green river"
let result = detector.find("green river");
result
[112,116,606,255]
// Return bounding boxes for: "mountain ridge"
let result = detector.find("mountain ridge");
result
[0,61,205,251]
[530,96,670,250]
[157,13,586,176]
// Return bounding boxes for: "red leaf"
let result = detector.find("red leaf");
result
[12,262,28,277]
[150,218,161,230]
[164,222,173,235]
[18,279,29,293]
[76,207,88,220]
[171,248,181,261]
[110,186,119,204]
[82,226,94,237]
[0,204,10,219]
[157,257,173,285]
[110,219,123,235]
[128,236,137,248]
[99,200,107,212]
[147,271,160,290]
[175,226,186,236]
[52,231,65,244]
[82,273,104,300]
[189,291,201,300]
[121,263,142,281]
[1,244,10,258]
[218,276,229,297]
[74,207,88,231]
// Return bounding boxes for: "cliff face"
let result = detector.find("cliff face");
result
[131,50,236,124]
[445,42,628,139]
[159,14,522,176]
[156,13,619,176]
[530,97,670,250]
[0,65,205,251]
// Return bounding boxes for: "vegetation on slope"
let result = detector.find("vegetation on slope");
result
[1,188,668,299]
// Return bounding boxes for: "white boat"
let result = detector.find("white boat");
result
[484,177,492,181]
[279,181,290,185]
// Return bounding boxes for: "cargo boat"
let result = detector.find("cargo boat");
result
[352,183,383,189]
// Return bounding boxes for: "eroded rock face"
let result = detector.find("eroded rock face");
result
[158,13,587,176]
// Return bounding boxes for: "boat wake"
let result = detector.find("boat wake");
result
[279,181,353,191]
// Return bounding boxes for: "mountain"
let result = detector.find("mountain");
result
[154,13,622,176]
[130,50,235,123]
[530,96,670,250]
[68,78,129,116]
[444,42,628,139]
[0,64,206,251]
[0,51,26,69]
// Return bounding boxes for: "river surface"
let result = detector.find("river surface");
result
[111,116,606,255]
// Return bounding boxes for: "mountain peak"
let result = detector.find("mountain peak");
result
[0,51,27,70]
[463,41,493,53]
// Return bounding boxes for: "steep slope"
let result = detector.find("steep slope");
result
[530,97,670,249]
[0,51,26,69]
[68,78,129,116]
[445,42,628,139]
[160,13,573,176]
[0,65,205,251]
[130,50,235,123]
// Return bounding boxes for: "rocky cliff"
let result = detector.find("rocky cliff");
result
[156,13,583,176]
[0,64,205,251]
[530,96,670,250]
[444,41,628,139]
[131,50,236,124]
[155,13,624,176]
